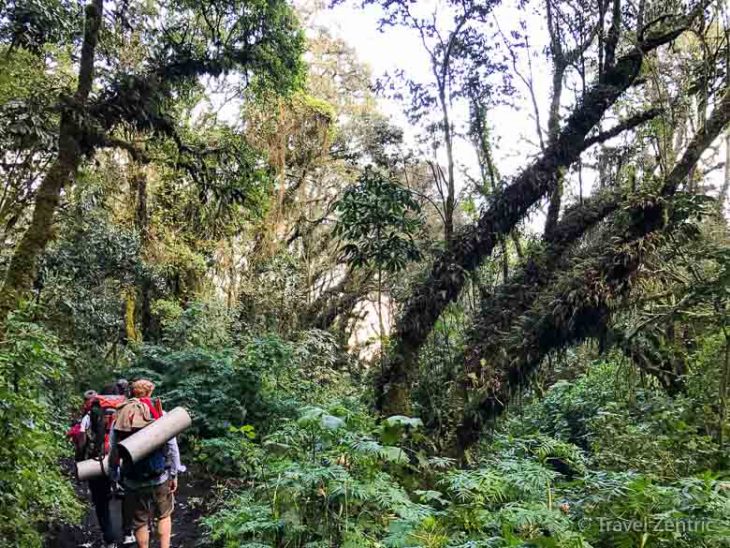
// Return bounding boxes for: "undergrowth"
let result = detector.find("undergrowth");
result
[196,336,730,547]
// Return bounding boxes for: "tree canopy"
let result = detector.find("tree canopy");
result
[0,0,728,546]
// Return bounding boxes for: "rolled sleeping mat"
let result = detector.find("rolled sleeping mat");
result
[76,454,110,481]
[75,407,192,480]
[119,406,192,463]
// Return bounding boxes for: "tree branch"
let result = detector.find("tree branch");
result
[376,8,705,415]
[582,107,663,149]
[454,85,730,452]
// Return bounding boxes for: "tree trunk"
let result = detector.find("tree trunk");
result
[0,0,103,323]
[472,101,511,281]
[133,169,158,340]
[452,192,621,425]
[544,176,564,237]
[377,266,385,372]
[441,87,456,243]
[376,27,688,414]
[544,60,566,238]
[134,171,149,239]
[124,288,138,343]
[718,129,729,211]
[454,87,730,452]
[719,322,729,449]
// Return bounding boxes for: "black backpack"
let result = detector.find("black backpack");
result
[87,402,107,458]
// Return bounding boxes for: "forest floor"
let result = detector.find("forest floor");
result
[46,463,212,548]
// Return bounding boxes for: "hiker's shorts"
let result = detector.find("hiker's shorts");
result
[124,479,174,530]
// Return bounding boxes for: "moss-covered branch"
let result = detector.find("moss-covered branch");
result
[454,86,730,452]
[376,8,708,414]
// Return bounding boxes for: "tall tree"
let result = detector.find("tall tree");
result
[0,0,104,320]
[0,0,305,322]
[372,0,501,243]
[543,0,600,237]
[376,0,713,414]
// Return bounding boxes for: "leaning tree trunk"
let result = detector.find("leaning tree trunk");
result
[461,190,623,370]
[0,0,103,323]
[454,86,730,453]
[375,13,702,415]
[407,191,620,445]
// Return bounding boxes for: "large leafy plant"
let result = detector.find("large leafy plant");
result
[126,344,267,438]
[334,165,423,273]
[0,314,82,546]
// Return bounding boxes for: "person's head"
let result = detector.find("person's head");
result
[130,379,155,398]
[116,378,129,396]
[82,389,97,411]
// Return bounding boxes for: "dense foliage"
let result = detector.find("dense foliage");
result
[0,315,82,546]
[0,0,728,546]
[201,352,730,547]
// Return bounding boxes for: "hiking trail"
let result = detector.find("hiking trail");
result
[46,468,211,548]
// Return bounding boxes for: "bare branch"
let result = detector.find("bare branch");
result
[582,107,663,149]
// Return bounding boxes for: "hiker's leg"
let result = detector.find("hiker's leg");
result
[119,483,136,544]
[134,524,150,548]
[154,479,175,548]
[125,488,151,548]
[88,477,114,543]
[157,515,172,548]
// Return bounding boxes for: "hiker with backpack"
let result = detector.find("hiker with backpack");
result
[68,386,128,548]
[109,379,182,548]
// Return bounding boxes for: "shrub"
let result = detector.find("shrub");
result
[201,350,730,548]
[0,315,82,547]
[195,425,263,477]
[505,358,724,478]
[126,345,266,438]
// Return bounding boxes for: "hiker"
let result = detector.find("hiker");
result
[109,379,182,548]
[116,378,130,397]
[68,386,126,548]
[102,378,129,397]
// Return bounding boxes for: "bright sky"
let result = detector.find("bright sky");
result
[305,0,729,224]
[306,0,556,230]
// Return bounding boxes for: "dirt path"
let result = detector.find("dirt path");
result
[46,473,212,548]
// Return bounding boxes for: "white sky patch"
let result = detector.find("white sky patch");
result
[307,0,559,231]
[306,1,729,225]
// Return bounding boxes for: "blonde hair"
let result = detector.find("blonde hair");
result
[131,379,155,398]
